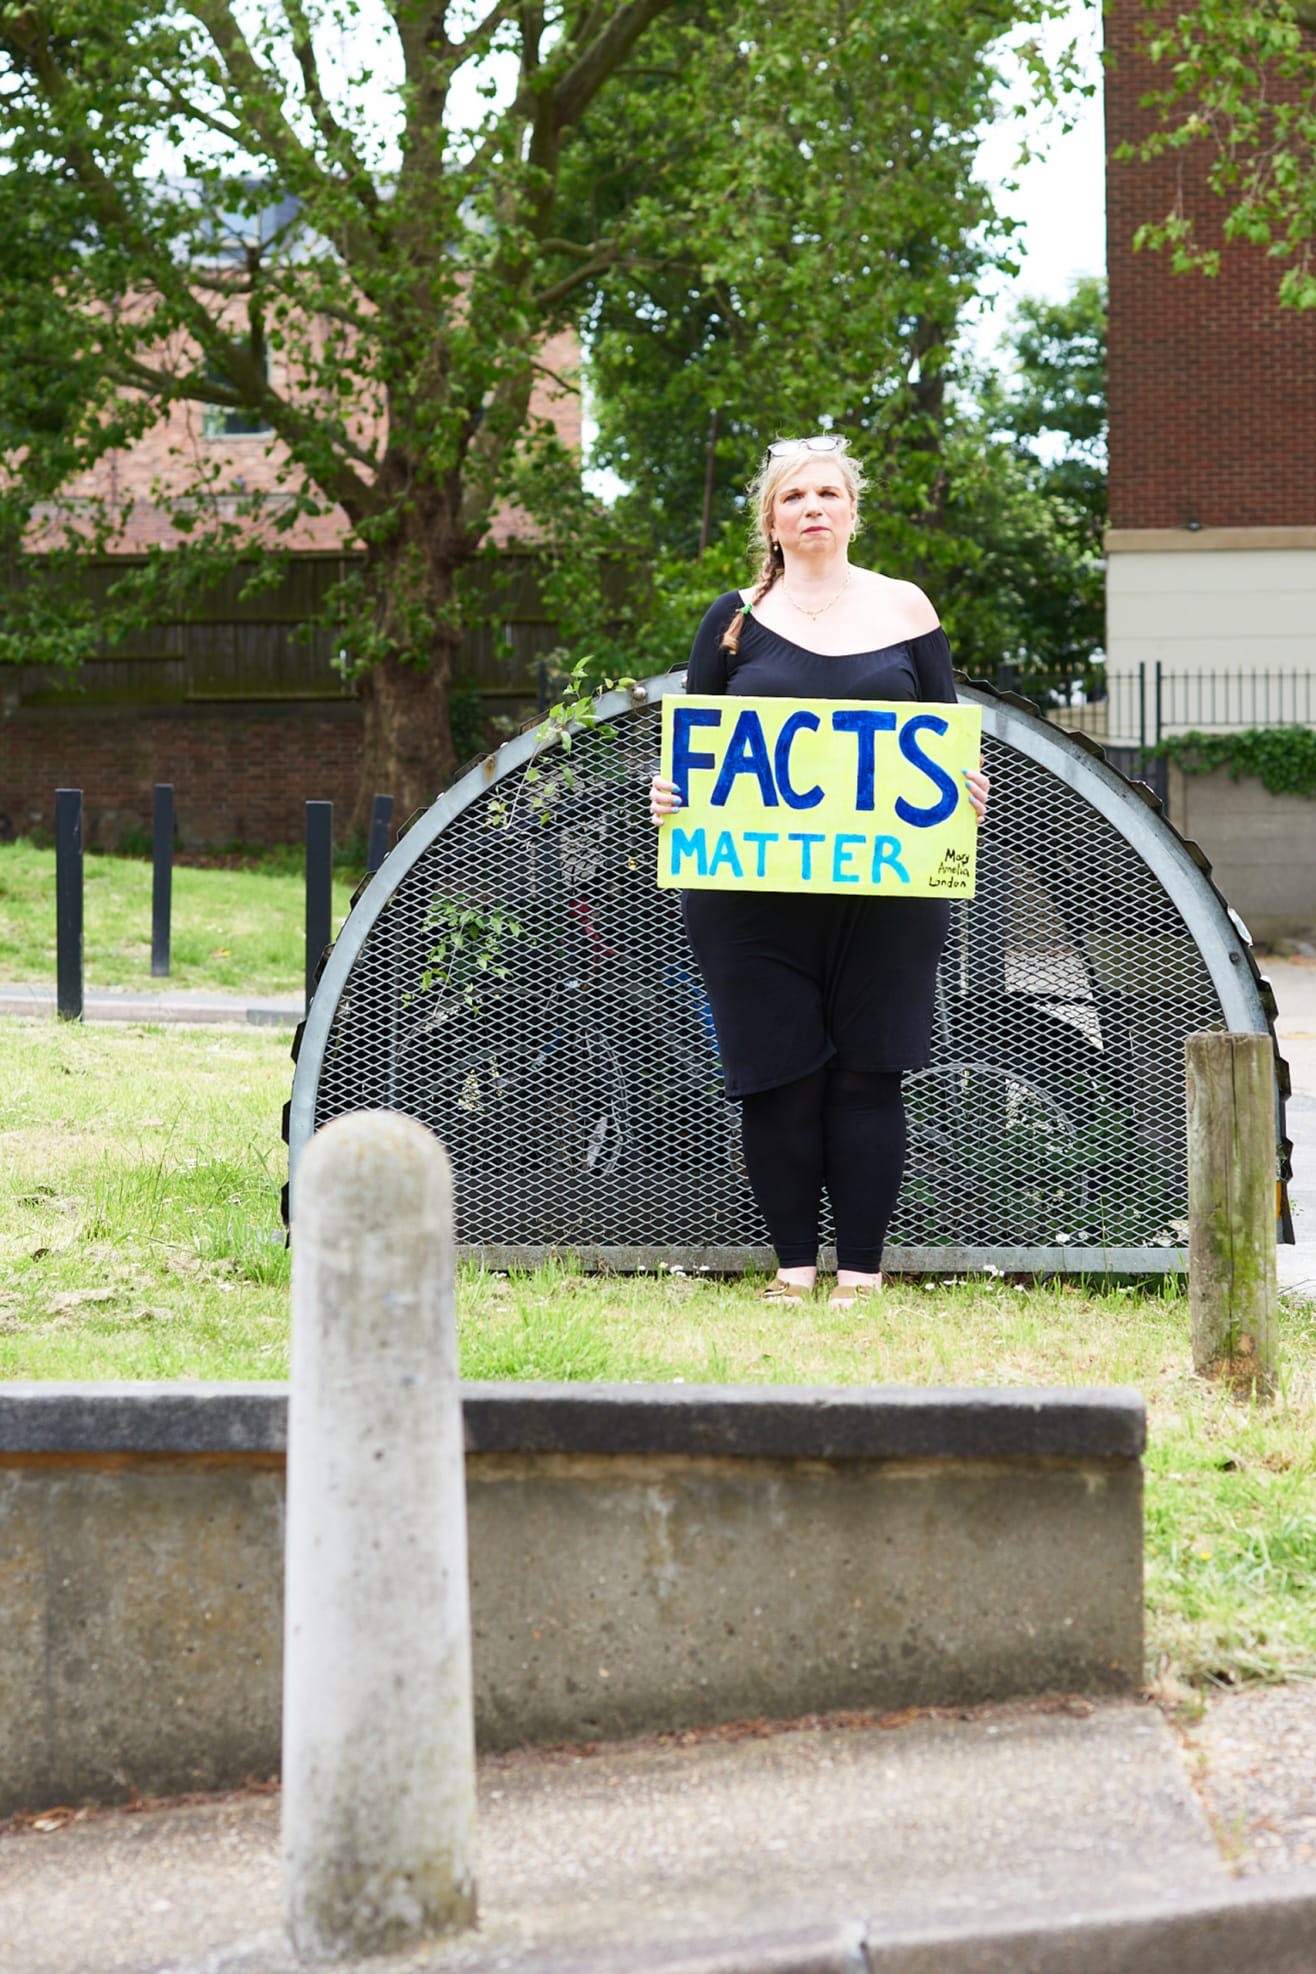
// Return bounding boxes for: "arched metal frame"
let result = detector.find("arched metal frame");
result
[287,674,1290,1274]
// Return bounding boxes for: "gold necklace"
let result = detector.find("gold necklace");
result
[784,569,851,620]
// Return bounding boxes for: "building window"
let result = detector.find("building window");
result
[202,346,272,439]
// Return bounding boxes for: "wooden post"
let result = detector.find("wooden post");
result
[1186,1032,1279,1395]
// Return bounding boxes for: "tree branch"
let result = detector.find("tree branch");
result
[530,250,631,310]
[104,348,382,516]
[458,356,536,537]
[463,0,677,185]
[150,88,244,142]
[191,0,384,267]
[446,0,523,72]
[390,0,518,98]
[550,0,677,132]
[538,234,612,257]
[566,3,610,51]
[105,351,255,413]
[531,357,581,396]
[190,0,325,177]
[278,0,381,213]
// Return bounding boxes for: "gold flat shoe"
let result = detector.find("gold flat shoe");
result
[762,1279,808,1306]
[828,1281,882,1311]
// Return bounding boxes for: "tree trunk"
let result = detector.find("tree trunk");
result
[351,478,472,840]
[355,646,461,840]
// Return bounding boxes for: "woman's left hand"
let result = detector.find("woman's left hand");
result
[962,762,990,826]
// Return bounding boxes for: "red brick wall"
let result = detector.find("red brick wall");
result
[1105,0,1316,529]
[39,328,582,556]
[2,704,366,850]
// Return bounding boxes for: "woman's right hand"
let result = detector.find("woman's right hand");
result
[649,775,683,825]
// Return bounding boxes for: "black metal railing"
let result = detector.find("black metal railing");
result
[988,663,1316,750]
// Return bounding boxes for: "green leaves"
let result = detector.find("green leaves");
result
[577,0,1028,553]
[1150,727,1316,799]
[419,898,524,1010]
[1129,0,1316,309]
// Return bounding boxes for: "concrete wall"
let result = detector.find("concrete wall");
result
[1165,765,1316,943]
[0,1382,1146,1817]
[1104,536,1316,703]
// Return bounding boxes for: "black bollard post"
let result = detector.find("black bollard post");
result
[305,801,333,1005]
[366,793,394,877]
[151,784,173,978]
[55,789,84,1023]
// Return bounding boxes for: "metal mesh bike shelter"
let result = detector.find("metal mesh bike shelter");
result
[286,674,1291,1275]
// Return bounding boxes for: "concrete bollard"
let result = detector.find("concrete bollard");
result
[1186,1031,1279,1397]
[283,1111,477,1960]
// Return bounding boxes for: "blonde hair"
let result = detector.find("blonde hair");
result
[722,440,866,654]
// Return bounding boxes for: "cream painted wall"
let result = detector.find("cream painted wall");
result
[1103,536,1316,743]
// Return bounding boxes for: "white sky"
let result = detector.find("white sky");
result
[967,1,1106,357]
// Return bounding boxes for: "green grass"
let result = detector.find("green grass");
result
[0,1017,292,1376]
[0,839,356,997]
[2,1014,1314,1690]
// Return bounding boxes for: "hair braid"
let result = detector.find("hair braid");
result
[721,543,783,655]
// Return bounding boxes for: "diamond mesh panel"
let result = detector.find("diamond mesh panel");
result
[297,684,1268,1269]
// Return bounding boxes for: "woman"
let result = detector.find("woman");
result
[650,435,989,1308]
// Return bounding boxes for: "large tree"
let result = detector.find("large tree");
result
[0,0,1069,822]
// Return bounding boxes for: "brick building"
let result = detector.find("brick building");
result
[1104,0,1316,740]
[38,320,581,558]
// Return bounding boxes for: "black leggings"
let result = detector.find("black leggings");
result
[739,1064,906,1272]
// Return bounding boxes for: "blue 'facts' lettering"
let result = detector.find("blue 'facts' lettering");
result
[670,706,722,804]
[895,714,958,827]
[831,709,897,810]
[710,709,778,808]
[773,711,824,809]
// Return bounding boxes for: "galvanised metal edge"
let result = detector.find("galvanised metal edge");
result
[457,1244,1189,1277]
[286,672,1282,1258]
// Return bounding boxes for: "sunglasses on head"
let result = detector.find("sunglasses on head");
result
[766,434,847,458]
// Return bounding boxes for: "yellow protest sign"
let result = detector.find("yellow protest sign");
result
[657,694,981,899]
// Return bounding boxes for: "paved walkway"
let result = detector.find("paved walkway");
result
[0,983,304,1027]
[3,1698,1315,1974]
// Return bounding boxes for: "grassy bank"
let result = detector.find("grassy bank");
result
[2,1015,1314,1689]
[0,839,355,997]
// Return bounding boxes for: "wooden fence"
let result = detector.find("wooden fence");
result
[9,551,561,717]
